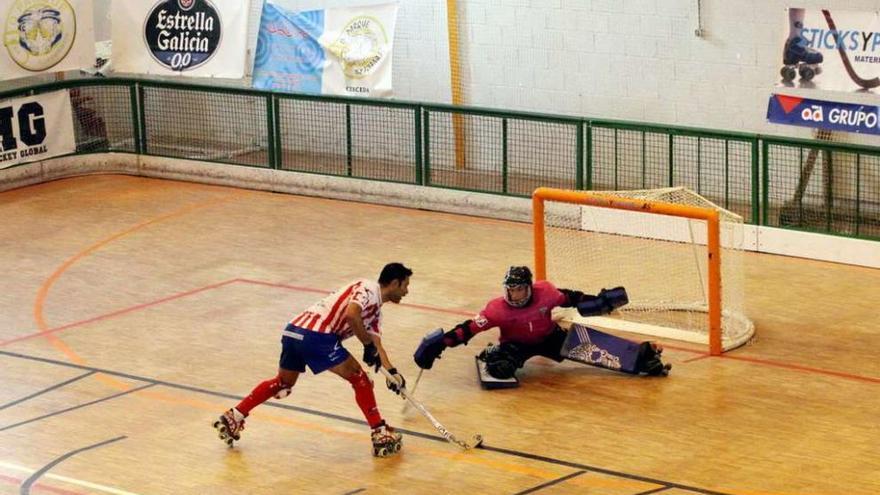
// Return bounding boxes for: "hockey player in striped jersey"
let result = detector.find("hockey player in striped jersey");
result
[214,263,412,457]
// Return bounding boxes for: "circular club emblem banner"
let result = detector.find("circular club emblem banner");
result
[3,0,77,72]
[329,16,389,79]
[143,0,221,71]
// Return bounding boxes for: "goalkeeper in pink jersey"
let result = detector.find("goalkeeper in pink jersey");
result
[414,266,669,383]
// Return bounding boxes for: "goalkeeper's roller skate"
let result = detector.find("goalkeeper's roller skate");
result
[371,421,402,457]
[213,408,246,447]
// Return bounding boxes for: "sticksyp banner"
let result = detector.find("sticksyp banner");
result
[0,0,95,81]
[111,0,250,78]
[0,90,76,169]
[777,8,880,92]
[253,1,398,97]
[766,94,880,136]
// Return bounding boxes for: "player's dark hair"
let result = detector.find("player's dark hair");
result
[379,262,413,286]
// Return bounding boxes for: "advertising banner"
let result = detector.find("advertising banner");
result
[112,0,250,78]
[0,90,76,169]
[253,1,398,97]
[777,8,880,92]
[767,94,880,135]
[0,0,95,80]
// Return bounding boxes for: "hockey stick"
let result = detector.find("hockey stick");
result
[822,10,880,89]
[379,368,483,450]
[401,368,423,413]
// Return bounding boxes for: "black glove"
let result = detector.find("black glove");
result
[385,367,406,394]
[362,342,380,372]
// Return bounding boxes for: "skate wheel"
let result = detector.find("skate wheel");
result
[373,447,388,457]
[225,438,234,447]
[392,443,402,453]
[780,66,796,82]
[799,65,815,81]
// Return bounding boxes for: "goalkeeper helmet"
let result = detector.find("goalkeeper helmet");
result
[503,266,533,308]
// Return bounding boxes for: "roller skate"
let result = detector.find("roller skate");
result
[636,342,671,377]
[780,36,823,82]
[371,421,402,457]
[213,408,246,447]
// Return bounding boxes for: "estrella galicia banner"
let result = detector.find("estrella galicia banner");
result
[767,94,880,136]
[777,8,880,92]
[0,90,76,169]
[111,0,250,78]
[0,0,96,81]
[253,1,398,97]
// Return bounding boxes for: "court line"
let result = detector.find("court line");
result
[511,469,588,495]
[0,371,96,411]
[0,349,733,495]
[20,436,127,495]
[0,473,85,495]
[8,278,879,385]
[0,383,155,433]
[634,486,674,495]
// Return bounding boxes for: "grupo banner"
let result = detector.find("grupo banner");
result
[0,0,96,81]
[253,1,398,97]
[767,94,880,136]
[0,90,76,169]
[111,0,250,78]
[777,8,880,92]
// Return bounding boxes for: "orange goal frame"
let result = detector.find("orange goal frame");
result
[532,187,724,356]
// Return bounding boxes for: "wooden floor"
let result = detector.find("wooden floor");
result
[1,175,878,495]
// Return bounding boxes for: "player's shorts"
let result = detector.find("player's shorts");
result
[279,324,350,374]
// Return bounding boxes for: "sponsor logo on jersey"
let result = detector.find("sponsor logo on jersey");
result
[474,315,489,328]
[144,0,221,71]
[327,15,389,79]
[4,0,76,71]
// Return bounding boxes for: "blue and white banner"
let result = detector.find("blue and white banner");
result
[111,0,250,78]
[253,1,398,97]
[0,0,96,81]
[0,90,76,169]
[777,8,880,93]
[767,94,880,135]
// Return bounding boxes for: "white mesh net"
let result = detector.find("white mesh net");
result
[542,187,755,352]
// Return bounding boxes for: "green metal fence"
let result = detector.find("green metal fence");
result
[2,77,878,240]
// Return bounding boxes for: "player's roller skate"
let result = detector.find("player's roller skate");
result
[213,408,246,447]
[636,342,671,377]
[371,421,402,457]
[781,36,823,82]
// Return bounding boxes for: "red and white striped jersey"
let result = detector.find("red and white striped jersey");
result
[288,279,383,340]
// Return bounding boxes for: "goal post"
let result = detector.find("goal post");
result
[533,187,754,356]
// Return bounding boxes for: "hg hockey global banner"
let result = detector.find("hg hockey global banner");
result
[253,1,398,97]
[777,8,880,92]
[0,0,95,81]
[767,94,880,136]
[111,0,250,78]
[0,90,76,169]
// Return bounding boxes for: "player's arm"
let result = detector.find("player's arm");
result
[414,316,493,369]
[558,287,629,316]
[346,302,383,371]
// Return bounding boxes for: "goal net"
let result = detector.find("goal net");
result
[533,187,755,354]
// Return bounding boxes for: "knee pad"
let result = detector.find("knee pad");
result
[272,376,294,399]
[483,344,523,379]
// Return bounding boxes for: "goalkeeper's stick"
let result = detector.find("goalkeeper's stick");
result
[380,368,483,450]
[401,368,424,413]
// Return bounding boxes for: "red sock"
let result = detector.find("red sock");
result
[236,375,286,416]
[347,369,383,428]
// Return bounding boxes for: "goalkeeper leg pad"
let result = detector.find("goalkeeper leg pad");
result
[561,323,641,373]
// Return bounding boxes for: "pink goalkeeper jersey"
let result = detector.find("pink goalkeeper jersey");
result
[289,279,382,340]
[470,280,567,345]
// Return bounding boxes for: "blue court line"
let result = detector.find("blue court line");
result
[0,371,96,411]
[0,350,731,495]
[19,436,126,495]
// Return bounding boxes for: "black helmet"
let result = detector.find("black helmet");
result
[503,266,533,307]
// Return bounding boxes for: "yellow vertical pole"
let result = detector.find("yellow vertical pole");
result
[446,0,466,169]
